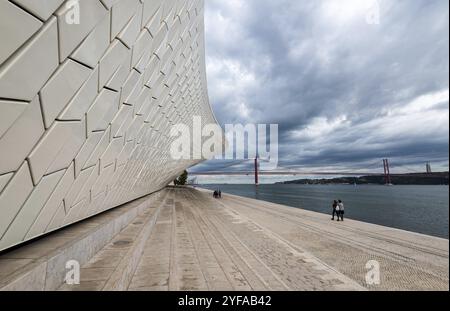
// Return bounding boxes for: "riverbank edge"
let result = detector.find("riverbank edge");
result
[195,186,450,242]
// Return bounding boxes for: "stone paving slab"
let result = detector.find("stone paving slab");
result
[127,187,448,291]
[129,188,377,291]
[198,188,449,291]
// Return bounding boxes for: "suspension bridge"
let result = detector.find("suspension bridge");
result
[189,158,438,185]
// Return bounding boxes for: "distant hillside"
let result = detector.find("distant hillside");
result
[278,172,449,185]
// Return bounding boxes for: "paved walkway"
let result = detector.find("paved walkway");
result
[128,187,449,291]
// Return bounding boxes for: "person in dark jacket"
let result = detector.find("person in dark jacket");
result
[331,200,338,220]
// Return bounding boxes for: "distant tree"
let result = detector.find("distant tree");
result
[174,170,188,186]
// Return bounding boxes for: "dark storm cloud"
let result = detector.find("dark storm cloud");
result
[199,0,449,173]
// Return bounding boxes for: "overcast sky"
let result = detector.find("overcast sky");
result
[192,0,449,181]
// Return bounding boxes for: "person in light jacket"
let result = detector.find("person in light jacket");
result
[336,202,340,221]
[338,200,345,221]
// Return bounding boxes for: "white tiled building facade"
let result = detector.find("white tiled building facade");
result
[0,0,216,251]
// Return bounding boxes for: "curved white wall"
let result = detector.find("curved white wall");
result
[0,0,216,251]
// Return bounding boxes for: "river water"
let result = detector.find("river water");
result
[200,184,449,238]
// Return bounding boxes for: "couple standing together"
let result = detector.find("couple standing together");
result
[332,200,345,221]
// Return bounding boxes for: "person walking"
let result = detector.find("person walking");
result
[338,200,345,221]
[331,200,338,220]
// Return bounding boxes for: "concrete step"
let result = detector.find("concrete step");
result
[0,189,167,291]
[58,193,168,291]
